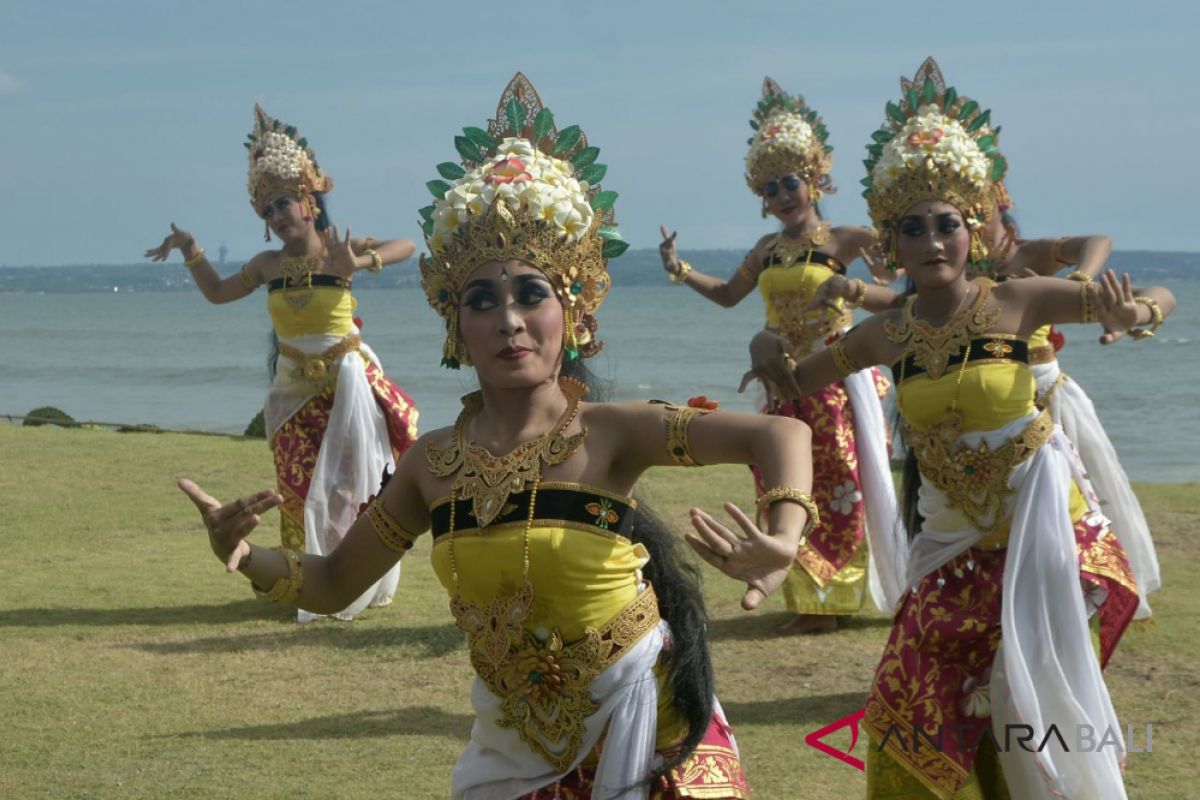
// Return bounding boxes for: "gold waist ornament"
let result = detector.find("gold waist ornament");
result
[452,581,660,772]
[277,334,361,390]
[904,407,1053,533]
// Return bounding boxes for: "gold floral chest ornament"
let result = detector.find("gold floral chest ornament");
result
[770,221,833,267]
[884,278,1001,380]
[277,253,324,310]
[425,378,662,771]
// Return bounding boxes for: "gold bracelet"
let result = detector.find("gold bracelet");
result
[183,249,207,269]
[366,501,421,552]
[1051,236,1072,266]
[755,487,820,544]
[828,339,861,377]
[1065,270,1092,283]
[669,260,693,285]
[1129,296,1164,340]
[845,278,867,309]
[255,547,303,603]
[364,248,383,274]
[664,403,710,466]
[1079,281,1097,324]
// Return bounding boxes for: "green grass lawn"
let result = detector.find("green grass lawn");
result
[1,424,1195,799]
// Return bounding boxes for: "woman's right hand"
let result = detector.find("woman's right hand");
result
[658,225,681,276]
[805,274,853,313]
[739,329,801,406]
[144,223,194,262]
[179,479,281,573]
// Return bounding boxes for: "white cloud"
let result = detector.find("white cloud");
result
[0,70,27,95]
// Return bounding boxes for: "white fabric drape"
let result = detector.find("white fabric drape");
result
[1033,360,1159,618]
[842,368,906,613]
[907,412,1127,799]
[266,329,401,622]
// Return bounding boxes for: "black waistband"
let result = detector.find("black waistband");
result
[430,486,636,539]
[891,337,1030,384]
[762,249,846,274]
[268,274,351,292]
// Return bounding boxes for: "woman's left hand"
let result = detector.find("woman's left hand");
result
[1095,269,1139,344]
[324,225,358,275]
[685,503,798,611]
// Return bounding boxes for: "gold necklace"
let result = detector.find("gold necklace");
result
[885,278,1000,380]
[426,377,588,529]
[278,253,323,310]
[772,221,833,267]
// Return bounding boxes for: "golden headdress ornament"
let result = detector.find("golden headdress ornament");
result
[418,73,629,369]
[744,77,835,197]
[244,105,334,229]
[861,57,1008,267]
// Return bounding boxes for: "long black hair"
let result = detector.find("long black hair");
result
[894,275,923,540]
[560,358,715,779]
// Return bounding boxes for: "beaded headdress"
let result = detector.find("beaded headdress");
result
[744,77,834,198]
[862,57,1007,265]
[244,105,334,226]
[418,73,629,369]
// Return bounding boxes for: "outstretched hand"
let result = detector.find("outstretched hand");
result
[1095,270,1140,345]
[145,223,194,262]
[324,225,357,275]
[658,225,680,275]
[178,479,281,572]
[685,502,798,611]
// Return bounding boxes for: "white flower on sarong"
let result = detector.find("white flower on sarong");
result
[830,481,862,515]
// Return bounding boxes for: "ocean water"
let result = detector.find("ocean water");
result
[3,278,1197,482]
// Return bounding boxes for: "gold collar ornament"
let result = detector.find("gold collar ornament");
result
[770,222,834,267]
[426,377,588,528]
[245,105,333,242]
[885,278,1001,380]
[417,73,629,369]
[862,57,1007,271]
[745,77,835,198]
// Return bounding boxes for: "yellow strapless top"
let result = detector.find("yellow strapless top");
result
[428,483,689,748]
[896,360,1037,433]
[758,259,844,327]
[1028,324,1052,351]
[267,286,357,338]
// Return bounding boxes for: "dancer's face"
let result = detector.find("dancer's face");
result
[261,194,309,240]
[458,260,564,388]
[763,173,812,226]
[896,200,971,289]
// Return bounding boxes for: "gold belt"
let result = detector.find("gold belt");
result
[277,334,361,389]
[904,407,1054,533]
[452,582,660,772]
[1029,344,1056,364]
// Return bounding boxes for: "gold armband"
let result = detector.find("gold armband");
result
[755,487,820,544]
[183,249,207,269]
[1065,270,1091,283]
[1051,236,1072,266]
[239,265,260,290]
[366,501,421,552]
[664,403,711,466]
[255,547,303,603]
[1130,296,1164,340]
[669,260,693,285]
[828,339,861,377]
[364,248,383,274]
[1079,281,1097,324]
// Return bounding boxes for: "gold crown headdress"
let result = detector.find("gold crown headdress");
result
[244,105,334,234]
[418,73,629,369]
[861,57,1007,267]
[744,77,835,198]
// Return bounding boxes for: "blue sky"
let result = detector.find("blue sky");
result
[2,0,1197,266]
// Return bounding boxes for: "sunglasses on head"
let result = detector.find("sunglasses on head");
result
[764,175,803,198]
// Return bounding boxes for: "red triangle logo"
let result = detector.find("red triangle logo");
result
[804,708,866,771]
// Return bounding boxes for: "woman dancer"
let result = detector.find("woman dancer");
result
[181,74,818,799]
[147,106,419,620]
[659,78,896,633]
[779,59,1172,797]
